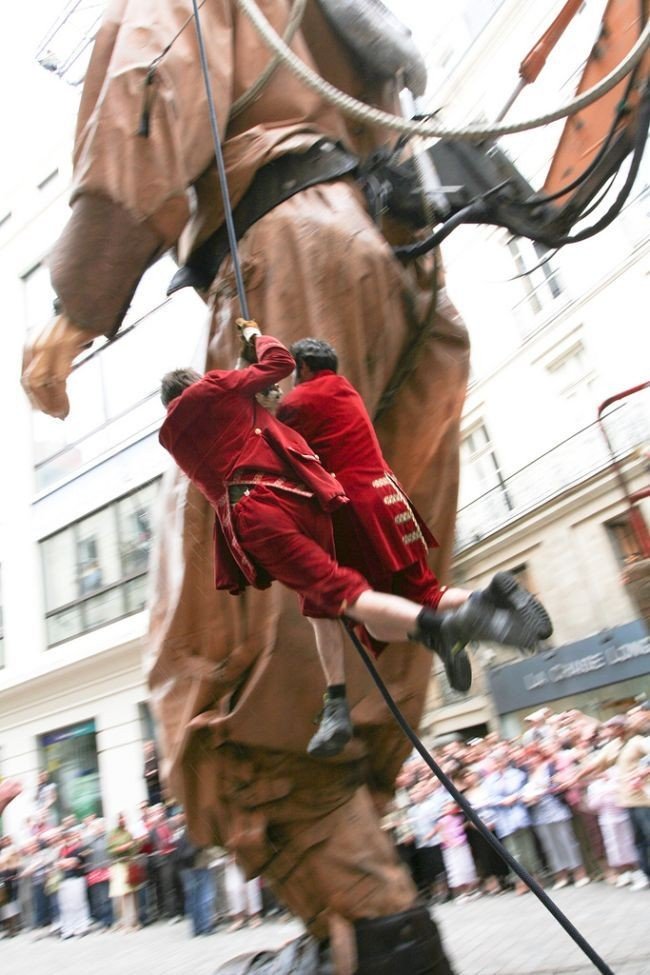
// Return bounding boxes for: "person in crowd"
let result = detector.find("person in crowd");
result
[175,820,219,937]
[578,708,650,890]
[484,748,542,895]
[410,778,448,903]
[552,731,605,881]
[0,835,21,937]
[143,741,163,807]
[520,744,589,890]
[85,818,114,930]
[34,771,58,828]
[17,838,39,931]
[382,763,418,886]
[521,709,554,747]
[27,833,59,933]
[586,765,640,886]
[460,768,509,894]
[56,827,91,939]
[437,799,479,903]
[225,854,263,931]
[155,806,184,922]
[108,813,140,931]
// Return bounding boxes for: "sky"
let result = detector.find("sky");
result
[0,0,81,194]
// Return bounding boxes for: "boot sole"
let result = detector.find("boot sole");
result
[491,572,553,642]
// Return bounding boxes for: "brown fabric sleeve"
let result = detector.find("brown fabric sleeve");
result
[49,0,236,337]
[49,194,164,337]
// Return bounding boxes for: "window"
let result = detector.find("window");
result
[41,479,160,646]
[460,423,513,512]
[456,423,514,546]
[508,237,563,332]
[39,720,103,822]
[547,342,599,430]
[606,512,646,567]
[28,256,205,492]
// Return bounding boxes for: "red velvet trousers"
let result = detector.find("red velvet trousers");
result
[230,484,369,618]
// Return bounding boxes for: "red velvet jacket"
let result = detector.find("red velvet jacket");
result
[277,371,436,583]
[159,337,347,592]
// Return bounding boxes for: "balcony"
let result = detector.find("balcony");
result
[455,392,650,553]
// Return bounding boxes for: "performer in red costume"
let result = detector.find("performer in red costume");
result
[160,324,551,758]
[277,336,552,667]
[159,322,476,757]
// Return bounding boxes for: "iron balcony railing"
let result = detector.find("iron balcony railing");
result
[455,390,650,554]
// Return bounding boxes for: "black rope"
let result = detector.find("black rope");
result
[342,619,616,975]
[191,0,250,320]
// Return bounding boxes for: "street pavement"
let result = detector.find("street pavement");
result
[1,882,647,975]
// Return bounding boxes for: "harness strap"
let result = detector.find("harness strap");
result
[168,140,358,295]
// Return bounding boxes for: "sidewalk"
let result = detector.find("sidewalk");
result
[2,882,647,975]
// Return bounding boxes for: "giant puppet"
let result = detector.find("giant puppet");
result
[20,0,650,969]
[21,1,469,971]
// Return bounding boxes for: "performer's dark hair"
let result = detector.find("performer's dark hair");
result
[160,367,202,407]
[290,338,338,374]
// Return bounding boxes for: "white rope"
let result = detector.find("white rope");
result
[235,0,650,141]
[230,0,308,119]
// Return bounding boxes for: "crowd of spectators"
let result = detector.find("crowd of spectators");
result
[0,747,283,941]
[382,704,650,903]
[1,707,648,942]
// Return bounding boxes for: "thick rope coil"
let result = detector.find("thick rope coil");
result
[235,0,650,141]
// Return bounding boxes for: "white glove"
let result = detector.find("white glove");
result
[235,317,261,343]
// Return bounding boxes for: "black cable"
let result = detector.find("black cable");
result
[516,71,638,208]
[542,83,650,246]
[516,0,647,208]
[342,619,616,975]
[398,80,649,261]
[191,0,250,320]
[394,201,488,260]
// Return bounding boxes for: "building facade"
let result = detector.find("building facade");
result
[0,126,206,835]
[415,0,650,742]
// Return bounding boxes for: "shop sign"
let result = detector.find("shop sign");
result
[41,719,96,746]
[489,619,650,714]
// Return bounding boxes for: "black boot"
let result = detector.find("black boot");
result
[422,572,552,657]
[307,695,353,758]
[214,906,454,975]
[354,905,455,975]
[412,610,472,693]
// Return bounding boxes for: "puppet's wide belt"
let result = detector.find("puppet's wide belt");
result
[168,140,358,295]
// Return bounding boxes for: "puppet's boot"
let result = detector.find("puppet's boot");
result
[214,906,455,974]
[307,695,353,758]
[354,905,455,975]
[416,572,552,666]
[450,573,552,651]
[479,572,553,647]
